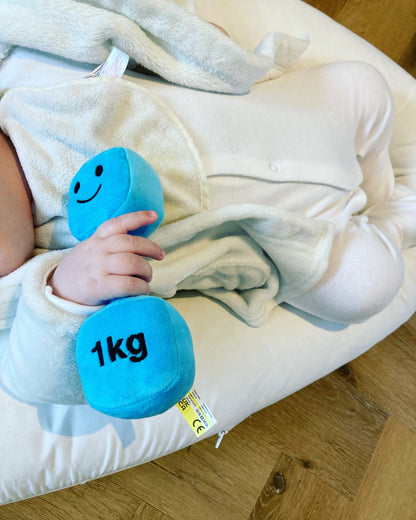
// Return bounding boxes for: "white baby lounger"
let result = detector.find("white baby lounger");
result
[0,0,415,505]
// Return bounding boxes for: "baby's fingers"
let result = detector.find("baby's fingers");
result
[96,211,159,239]
[106,253,153,282]
[102,275,151,301]
[106,234,164,261]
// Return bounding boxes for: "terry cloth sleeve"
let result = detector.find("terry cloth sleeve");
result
[0,250,88,405]
[0,0,309,94]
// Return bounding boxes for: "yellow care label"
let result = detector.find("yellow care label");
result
[177,388,217,438]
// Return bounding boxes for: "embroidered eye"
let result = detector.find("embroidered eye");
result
[95,165,103,177]
[74,181,81,194]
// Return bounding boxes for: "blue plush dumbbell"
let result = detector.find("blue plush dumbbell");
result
[68,147,165,240]
[68,148,195,419]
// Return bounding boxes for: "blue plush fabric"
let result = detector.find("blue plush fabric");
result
[76,296,195,419]
[68,147,165,241]
[68,148,194,418]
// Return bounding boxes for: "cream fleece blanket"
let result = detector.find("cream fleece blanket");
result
[0,0,309,94]
[0,77,333,327]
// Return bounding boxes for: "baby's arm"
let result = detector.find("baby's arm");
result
[48,210,165,306]
[0,131,34,276]
[0,211,164,405]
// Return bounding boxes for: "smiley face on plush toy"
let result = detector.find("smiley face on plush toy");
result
[73,164,104,204]
[68,147,165,241]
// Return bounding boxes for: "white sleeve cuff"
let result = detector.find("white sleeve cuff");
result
[45,284,104,316]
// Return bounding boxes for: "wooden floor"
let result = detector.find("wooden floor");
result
[1,0,415,518]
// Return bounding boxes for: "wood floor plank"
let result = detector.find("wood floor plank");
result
[349,417,416,520]
[399,32,416,77]
[240,371,388,500]
[0,476,148,520]
[339,314,416,433]
[132,502,174,520]
[109,425,279,520]
[0,471,176,520]
[249,453,351,520]
[305,0,416,68]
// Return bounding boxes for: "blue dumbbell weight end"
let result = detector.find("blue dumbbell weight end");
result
[68,147,165,241]
[76,296,195,419]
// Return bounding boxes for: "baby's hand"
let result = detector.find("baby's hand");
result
[49,211,164,306]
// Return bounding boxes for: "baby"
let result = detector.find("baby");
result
[0,61,415,323]
[1,54,415,406]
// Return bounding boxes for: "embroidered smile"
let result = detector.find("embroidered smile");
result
[76,184,102,204]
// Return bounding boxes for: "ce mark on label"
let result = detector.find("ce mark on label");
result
[193,419,206,435]
[177,388,217,438]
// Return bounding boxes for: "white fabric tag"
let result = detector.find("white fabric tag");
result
[89,46,130,78]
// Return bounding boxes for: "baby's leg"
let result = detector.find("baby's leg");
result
[349,62,416,249]
[365,184,416,250]
[0,130,34,276]
[288,215,404,323]
[347,61,396,208]
[289,62,413,323]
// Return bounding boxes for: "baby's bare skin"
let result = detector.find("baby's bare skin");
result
[0,130,34,276]
[49,211,165,306]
